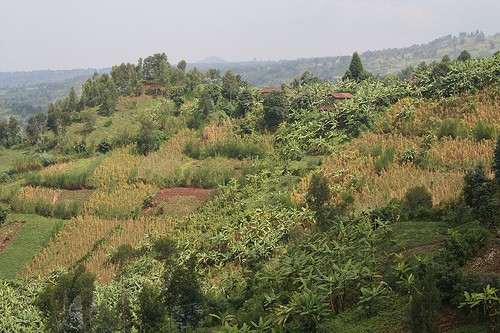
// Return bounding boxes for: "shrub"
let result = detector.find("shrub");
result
[438,118,460,139]
[73,139,88,154]
[401,186,433,220]
[183,139,202,159]
[0,206,7,226]
[409,269,440,333]
[97,138,112,153]
[374,146,395,174]
[444,228,489,266]
[370,198,401,223]
[473,121,496,141]
[305,172,331,212]
[463,164,497,225]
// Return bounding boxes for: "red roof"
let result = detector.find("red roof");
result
[330,92,353,99]
[259,87,282,94]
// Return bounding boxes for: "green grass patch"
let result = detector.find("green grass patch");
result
[327,293,407,332]
[184,135,269,160]
[448,322,488,333]
[391,220,449,250]
[0,148,28,171]
[161,157,244,188]
[0,213,66,279]
[25,156,103,189]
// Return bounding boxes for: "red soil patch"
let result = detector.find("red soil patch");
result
[0,221,25,254]
[142,187,213,216]
[154,187,213,203]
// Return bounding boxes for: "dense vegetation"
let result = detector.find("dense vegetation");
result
[0,44,499,333]
[1,31,498,124]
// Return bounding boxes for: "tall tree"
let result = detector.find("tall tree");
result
[494,135,500,184]
[66,87,79,114]
[25,112,47,144]
[343,52,368,81]
[6,116,21,146]
[221,70,239,102]
[457,50,471,61]
[263,91,289,131]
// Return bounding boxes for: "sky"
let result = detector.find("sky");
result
[0,0,499,72]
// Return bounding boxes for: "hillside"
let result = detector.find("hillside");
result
[0,51,499,332]
[1,31,498,123]
[194,31,500,86]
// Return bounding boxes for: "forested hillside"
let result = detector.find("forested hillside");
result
[0,49,499,333]
[1,31,498,124]
[195,31,500,86]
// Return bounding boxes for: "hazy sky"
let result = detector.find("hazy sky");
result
[0,0,499,71]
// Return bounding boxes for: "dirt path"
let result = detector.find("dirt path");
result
[462,238,500,276]
[0,221,25,254]
[403,241,444,257]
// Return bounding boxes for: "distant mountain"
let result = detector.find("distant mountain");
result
[197,56,227,64]
[0,68,110,88]
[189,31,500,87]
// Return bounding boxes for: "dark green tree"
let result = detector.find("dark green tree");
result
[493,135,500,184]
[0,121,8,146]
[463,164,496,224]
[305,172,331,212]
[0,206,7,226]
[111,63,139,96]
[221,70,240,102]
[25,112,47,144]
[136,117,164,155]
[186,68,204,94]
[170,86,185,112]
[5,116,21,147]
[93,301,118,333]
[457,50,471,61]
[262,91,289,131]
[401,186,433,220]
[62,297,84,333]
[441,54,451,63]
[177,60,187,72]
[37,265,96,333]
[235,87,254,118]
[409,268,440,333]
[343,52,368,81]
[164,264,204,332]
[66,87,80,114]
[137,282,165,333]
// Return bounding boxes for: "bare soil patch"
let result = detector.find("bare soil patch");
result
[0,221,25,254]
[143,187,213,216]
[154,187,213,202]
[462,238,500,276]
[404,241,443,257]
[436,307,470,332]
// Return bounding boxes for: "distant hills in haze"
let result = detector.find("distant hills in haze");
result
[1,31,498,88]
[196,56,227,64]
[0,31,498,120]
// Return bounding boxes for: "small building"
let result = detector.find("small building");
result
[259,87,282,94]
[319,92,353,111]
[330,92,353,100]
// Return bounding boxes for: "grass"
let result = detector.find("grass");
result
[25,156,103,189]
[0,148,28,171]
[0,213,66,279]
[153,196,206,217]
[447,322,488,333]
[391,220,449,250]
[327,292,407,332]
